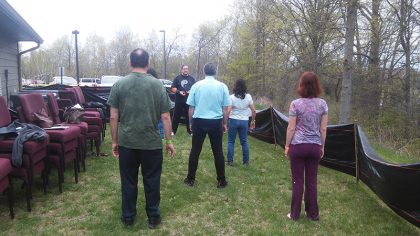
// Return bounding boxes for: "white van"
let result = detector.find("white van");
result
[79,78,100,87]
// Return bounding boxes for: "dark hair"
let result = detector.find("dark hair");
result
[203,63,216,76]
[129,48,149,68]
[147,68,158,78]
[233,79,247,99]
[297,71,323,98]
[181,65,188,70]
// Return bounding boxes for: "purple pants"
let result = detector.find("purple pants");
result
[289,143,322,220]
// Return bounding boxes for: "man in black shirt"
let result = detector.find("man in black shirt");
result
[171,65,195,135]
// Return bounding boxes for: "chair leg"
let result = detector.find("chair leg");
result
[76,147,81,173]
[45,157,50,188]
[58,165,63,193]
[26,180,32,212]
[60,153,65,181]
[95,139,100,157]
[8,176,14,219]
[42,170,48,194]
[74,159,78,184]
[83,137,86,171]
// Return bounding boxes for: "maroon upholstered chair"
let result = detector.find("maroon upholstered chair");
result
[18,93,81,193]
[46,93,101,168]
[59,87,105,139]
[54,91,102,157]
[0,96,49,211]
[0,156,14,219]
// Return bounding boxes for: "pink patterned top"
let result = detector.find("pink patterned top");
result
[289,98,328,145]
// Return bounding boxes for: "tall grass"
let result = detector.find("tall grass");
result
[0,126,418,235]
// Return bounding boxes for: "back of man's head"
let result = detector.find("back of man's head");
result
[130,48,149,68]
[204,63,217,76]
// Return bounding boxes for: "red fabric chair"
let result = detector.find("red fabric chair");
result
[0,96,49,211]
[18,93,81,193]
[0,156,14,219]
[46,93,101,168]
[59,87,105,140]
[58,89,104,149]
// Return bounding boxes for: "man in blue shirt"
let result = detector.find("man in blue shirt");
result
[184,63,231,188]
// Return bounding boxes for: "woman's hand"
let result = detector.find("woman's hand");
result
[249,123,255,130]
[284,146,290,160]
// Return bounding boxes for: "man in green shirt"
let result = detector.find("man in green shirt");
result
[107,48,175,229]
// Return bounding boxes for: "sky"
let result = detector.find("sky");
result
[7,0,235,47]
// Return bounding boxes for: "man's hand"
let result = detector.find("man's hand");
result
[166,143,176,158]
[179,91,186,96]
[223,124,228,133]
[112,143,119,158]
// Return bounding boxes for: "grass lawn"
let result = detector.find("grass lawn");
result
[0,126,419,235]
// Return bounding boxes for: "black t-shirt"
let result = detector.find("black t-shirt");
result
[171,74,196,103]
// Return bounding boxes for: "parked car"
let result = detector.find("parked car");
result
[159,79,172,89]
[79,78,100,87]
[99,75,122,87]
[22,78,46,87]
[48,76,78,86]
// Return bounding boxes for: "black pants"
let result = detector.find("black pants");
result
[118,146,162,221]
[172,102,190,134]
[187,118,226,182]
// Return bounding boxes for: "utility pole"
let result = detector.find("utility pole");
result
[72,30,80,85]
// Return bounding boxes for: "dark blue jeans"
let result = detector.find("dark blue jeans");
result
[187,118,226,182]
[157,119,164,139]
[227,118,249,164]
[118,146,163,221]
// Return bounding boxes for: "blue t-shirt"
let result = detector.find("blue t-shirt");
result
[186,76,231,119]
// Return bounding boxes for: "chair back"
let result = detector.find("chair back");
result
[0,96,11,127]
[70,87,86,105]
[46,94,61,124]
[58,90,78,105]
[18,94,48,123]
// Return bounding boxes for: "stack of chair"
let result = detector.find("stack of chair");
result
[46,93,101,171]
[0,96,49,211]
[0,155,14,219]
[58,88,103,156]
[17,93,80,193]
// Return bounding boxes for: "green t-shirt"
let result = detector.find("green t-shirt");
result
[107,72,171,149]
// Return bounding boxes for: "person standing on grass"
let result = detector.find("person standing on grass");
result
[183,62,231,188]
[147,68,165,139]
[171,65,196,135]
[284,71,328,221]
[108,48,175,229]
[226,79,256,166]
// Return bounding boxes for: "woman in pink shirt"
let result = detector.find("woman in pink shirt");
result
[284,71,328,221]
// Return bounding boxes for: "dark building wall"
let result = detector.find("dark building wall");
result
[0,37,18,103]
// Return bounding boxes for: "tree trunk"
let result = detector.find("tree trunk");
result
[399,0,412,135]
[365,0,381,117]
[196,46,202,80]
[339,0,358,124]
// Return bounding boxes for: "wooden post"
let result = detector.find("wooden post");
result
[354,124,359,183]
[270,106,277,147]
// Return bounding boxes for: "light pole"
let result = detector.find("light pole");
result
[159,30,166,80]
[72,30,80,85]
